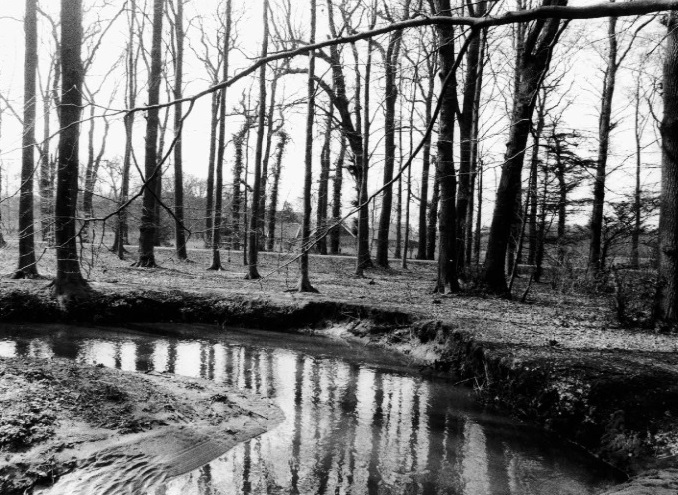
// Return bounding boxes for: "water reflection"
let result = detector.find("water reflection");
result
[0,325,620,494]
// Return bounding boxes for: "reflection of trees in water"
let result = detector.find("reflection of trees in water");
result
[7,333,613,494]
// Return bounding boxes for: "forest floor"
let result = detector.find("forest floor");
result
[1,240,678,493]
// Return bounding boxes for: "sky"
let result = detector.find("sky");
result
[0,0,668,236]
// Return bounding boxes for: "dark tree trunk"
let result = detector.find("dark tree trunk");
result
[232,121,249,251]
[473,160,483,265]
[266,130,288,251]
[656,10,678,321]
[528,100,545,265]
[316,107,333,255]
[465,29,486,267]
[329,137,345,255]
[246,0,269,280]
[553,129,567,264]
[427,161,439,261]
[298,0,317,292]
[589,15,618,271]
[376,29,404,268]
[14,0,39,278]
[204,91,219,248]
[482,0,567,294]
[82,114,109,244]
[259,65,279,251]
[433,0,459,293]
[134,0,164,267]
[209,0,231,270]
[535,167,549,283]
[115,0,136,259]
[416,59,435,260]
[631,75,642,269]
[53,0,89,303]
[456,1,487,273]
[173,0,187,260]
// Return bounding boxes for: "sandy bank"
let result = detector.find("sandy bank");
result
[0,356,282,494]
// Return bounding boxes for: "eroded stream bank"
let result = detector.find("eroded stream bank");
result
[1,323,623,494]
[1,286,678,493]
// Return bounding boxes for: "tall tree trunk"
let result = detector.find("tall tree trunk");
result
[631,70,643,269]
[482,0,567,294]
[329,137,345,254]
[535,167,549,282]
[427,161,439,261]
[456,1,487,273]
[376,30,404,268]
[316,106,332,255]
[298,0,317,292]
[205,91,218,248]
[173,0,187,260]
[416,59,435,260]
[53,0,89,302]
[82,113,109,244]
[115,0,137,259]
[589,13,618,271]
[433,0,459,293]
[246,0,269,280]
[14,0,39,278]
[266,130,288,251]
[40,71,55,244]
[209,0,231,270]
[656,10,678,322]
[134,0,163,267]
[528,99,545,265]
[473,160,483,265]
[465,29,486,267]
[554,130,567,264]
[232,120,248,252]
[259,66,279,251]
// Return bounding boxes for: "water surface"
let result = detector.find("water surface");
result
[0,324,622,494]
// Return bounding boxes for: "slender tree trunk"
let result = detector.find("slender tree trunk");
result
[173,0,187,260]
[14,0,39,278]
[535,167,549,283]
[134,0,163,267]
[298,0,317,292]
[631,74,643,269]
[316,107,333,255]
[482,1,567,294]
[473,160,483,264]
[554,130,567,264]
[82,113,109,244]
[246,0,269,279]
[232,120,248,252]
[528,100,545,265]
[465,29,486,267]
[329,137,345,254]
[259,66,279,251]
[266,130,288,251]
[205,91,218,248]
[456,1,487,273]
[40,84,53,243]
[209,0,231,270]
[376,30,404,267]
[53,0,89,302]
[433,0,459,293]
[589,14,618,271]
[427,161,439,260]
[416,61,435,260]
[115,0,136,259]
[656,10,678,322]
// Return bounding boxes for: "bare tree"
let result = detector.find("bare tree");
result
[53,0,89,302]
[482,0,568,294]
[245,0,269,279]
[13,0,40,279]
[298,0,318,292]
[134,0,164,267]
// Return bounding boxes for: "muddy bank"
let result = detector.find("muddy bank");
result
[0,355,282,494]
[2,283,678,492]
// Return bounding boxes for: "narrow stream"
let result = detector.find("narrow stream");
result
[0,324,622,494]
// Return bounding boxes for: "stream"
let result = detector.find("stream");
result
[0,323,623,494]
